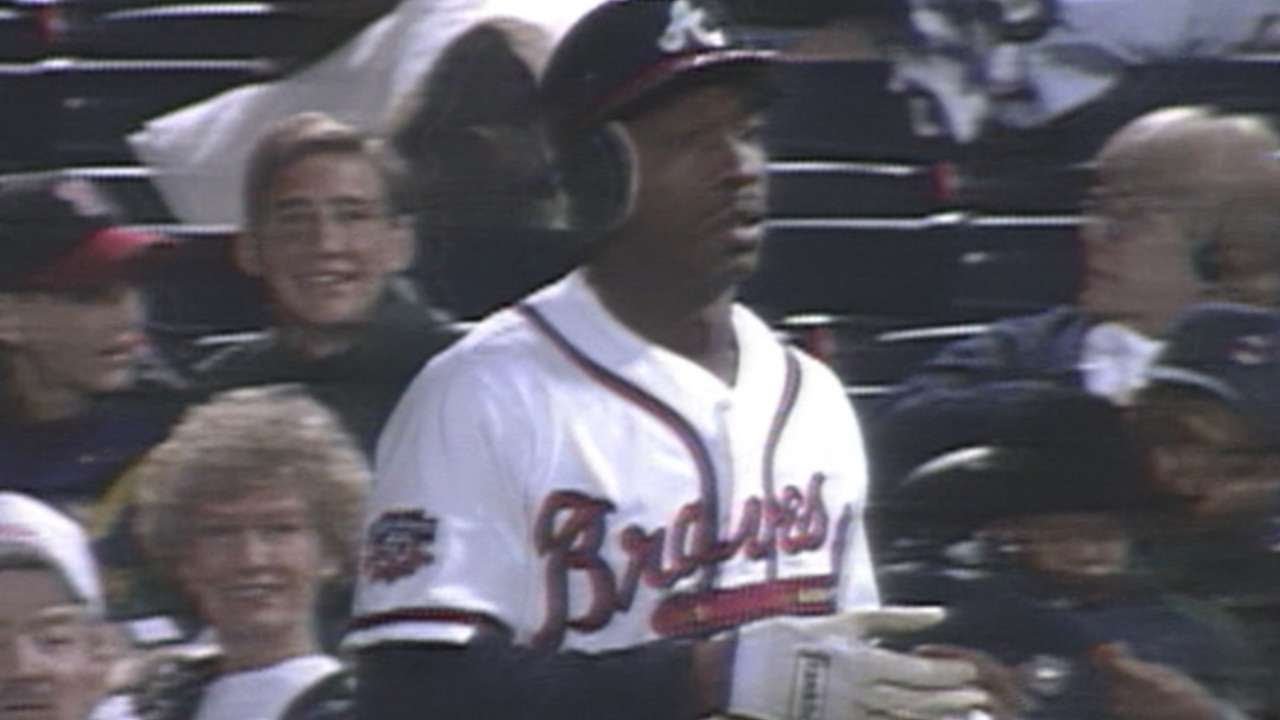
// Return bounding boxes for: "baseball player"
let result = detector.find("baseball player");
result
[348,2,1000,719]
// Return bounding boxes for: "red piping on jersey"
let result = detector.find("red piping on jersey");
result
[564,48,776,130]
[651,574,836,638]
[761,352,801,580]
[518,303,722,591]
[348,607,507,635]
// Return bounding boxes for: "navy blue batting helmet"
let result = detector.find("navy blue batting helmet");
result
[540,0,776,132]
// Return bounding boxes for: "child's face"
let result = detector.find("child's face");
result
[997,513,1133,586]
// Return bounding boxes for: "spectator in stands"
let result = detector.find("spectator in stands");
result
[386,18,579,317]
[879,106,1280,426]
[883,386,1264,720]
[1138,303,1280,526]
[390,17,565,233]
[195,112,457,456]
[132,386,366,720]
[0,176,188,624]
[0,176,180,497]
[874,106,1280,503]
[1133,301,1280,709]
[0,491,130,720]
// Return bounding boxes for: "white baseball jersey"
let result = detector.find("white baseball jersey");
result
[347,269,879,653]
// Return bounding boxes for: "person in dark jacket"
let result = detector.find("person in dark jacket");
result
[873,106,1280,505]
[0,176,188,627]
[881,386,1264,720]
[1133,301,1280,712]
[887,106,1280,412]
[196,112,458,457]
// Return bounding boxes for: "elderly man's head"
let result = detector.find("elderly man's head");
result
[1080,106,1280,334]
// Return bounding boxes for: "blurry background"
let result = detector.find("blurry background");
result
[4,0,1280,397]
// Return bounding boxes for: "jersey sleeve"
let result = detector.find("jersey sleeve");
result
[354,634,701,720]
[345,352,538,650]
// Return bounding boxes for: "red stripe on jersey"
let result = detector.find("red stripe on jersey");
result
[650,574,836,638]
[760,352,801,580]
[517,303,722,590]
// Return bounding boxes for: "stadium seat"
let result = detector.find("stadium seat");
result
[0,4,43,61]
[50,58,277,163]
[767,160,941,217]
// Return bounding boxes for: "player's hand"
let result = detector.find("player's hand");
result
[728,606,994,720]
[1091,643,1220,720]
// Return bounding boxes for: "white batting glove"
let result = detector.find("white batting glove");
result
[728,606,992,720]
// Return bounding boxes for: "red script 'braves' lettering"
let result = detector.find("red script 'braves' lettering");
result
[533,473,831,647]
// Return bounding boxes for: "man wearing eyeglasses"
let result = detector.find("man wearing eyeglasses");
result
[892,106,1280,411]
[876,106,1280,497]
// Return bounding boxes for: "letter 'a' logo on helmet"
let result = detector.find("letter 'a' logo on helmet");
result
[658,0,728,53]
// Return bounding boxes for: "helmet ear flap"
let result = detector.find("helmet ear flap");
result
[554,121,639,237]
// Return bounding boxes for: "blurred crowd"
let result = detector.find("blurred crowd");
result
[6,2,1280,720]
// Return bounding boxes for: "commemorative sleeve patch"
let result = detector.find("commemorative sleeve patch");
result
[362,509,439,584]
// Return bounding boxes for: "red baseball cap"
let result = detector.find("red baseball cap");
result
[0,177,172,292]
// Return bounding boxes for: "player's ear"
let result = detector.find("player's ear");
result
[553,120,639,237]
[602,121,640,229]
[232,231,265,278]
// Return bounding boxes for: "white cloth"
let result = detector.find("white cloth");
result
[192,655,342,720]
[347,269,879,653]
[1079,321,1163,404]
[128,0,608,226]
